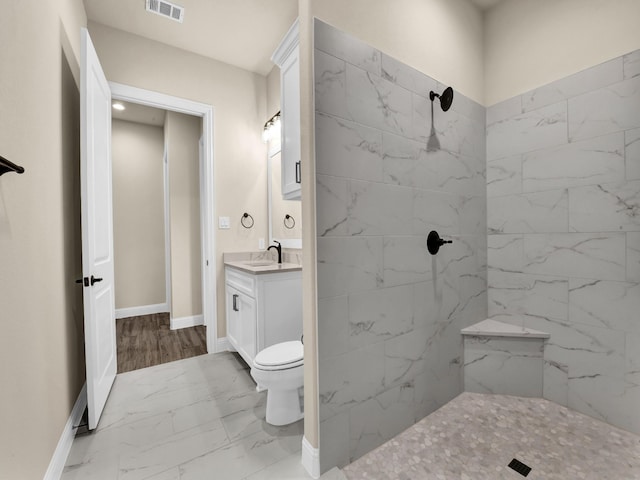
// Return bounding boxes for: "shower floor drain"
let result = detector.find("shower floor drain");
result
[508,458,532,477]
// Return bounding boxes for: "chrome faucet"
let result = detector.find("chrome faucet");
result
[267,240,282,264]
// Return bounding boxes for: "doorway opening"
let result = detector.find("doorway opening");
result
[110,82,217,360]
[111,100,208,372]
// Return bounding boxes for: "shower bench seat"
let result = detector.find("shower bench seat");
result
[461,318,550,398]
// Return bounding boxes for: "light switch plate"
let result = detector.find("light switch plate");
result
[218,216,231,229]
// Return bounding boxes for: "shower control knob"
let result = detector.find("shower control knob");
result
[427,230,452,255]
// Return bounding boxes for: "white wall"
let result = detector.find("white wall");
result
[484,0,640,105]
[312,0,485,104]
[112,119,166,310]
[0,0,87,477]
[165,111,203,320]
[267,66,281,118]
[88,21,269,337]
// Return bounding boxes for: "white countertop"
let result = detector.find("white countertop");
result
[224,260,302,275]
[461,319,550,339]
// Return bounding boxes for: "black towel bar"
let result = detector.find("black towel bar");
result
[0,155,25,176]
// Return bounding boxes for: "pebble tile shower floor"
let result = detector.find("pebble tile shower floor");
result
[343,392,640,480]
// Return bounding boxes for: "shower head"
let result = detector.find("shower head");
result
[429,86,454,112]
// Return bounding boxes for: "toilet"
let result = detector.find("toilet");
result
[250,340,304,426]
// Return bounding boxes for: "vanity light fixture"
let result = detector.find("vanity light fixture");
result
[262,111,281,143]
[112,102,125,111]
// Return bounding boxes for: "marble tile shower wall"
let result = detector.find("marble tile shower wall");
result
[314,20,487,471]
[486,49,640,435]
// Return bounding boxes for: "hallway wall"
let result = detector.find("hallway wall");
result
[112,119,166,309]
[165,111,203,320]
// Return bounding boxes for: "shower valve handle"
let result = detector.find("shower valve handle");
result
[427,230,452,255]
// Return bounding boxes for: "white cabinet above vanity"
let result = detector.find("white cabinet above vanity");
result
[271,20,301,201]
[224,260,302,368]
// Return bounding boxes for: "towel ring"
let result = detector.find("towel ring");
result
[241,212,254,229]
[284,214,295,229]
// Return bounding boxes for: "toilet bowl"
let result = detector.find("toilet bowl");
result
[250,340,304,426]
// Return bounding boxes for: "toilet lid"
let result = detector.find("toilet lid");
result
[254,340,303,368]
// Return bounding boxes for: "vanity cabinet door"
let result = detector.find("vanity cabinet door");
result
[236,292,257,364]
[279,44,301,200]
[225,285,256,367]
[226,285,242,356]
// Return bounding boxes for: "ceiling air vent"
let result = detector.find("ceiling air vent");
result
[146,0,184,23]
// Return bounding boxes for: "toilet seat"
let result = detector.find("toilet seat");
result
[253,340,303,371]
[251,340,304,425]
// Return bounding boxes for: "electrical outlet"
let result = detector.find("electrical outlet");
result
[218,216,231,229]
[258,238,265,249]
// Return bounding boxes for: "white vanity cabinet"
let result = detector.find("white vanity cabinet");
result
[225,279,257,365]
[225,266,302,368]
[272,20,301,200]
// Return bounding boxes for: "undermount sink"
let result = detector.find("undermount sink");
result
[243,260,276,267]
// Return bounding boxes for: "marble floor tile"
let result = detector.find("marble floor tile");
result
[118,419,229,480]
[62,352,317,480]
[178,428,302,480]
[245,455,347,480]
[343,392,640,480]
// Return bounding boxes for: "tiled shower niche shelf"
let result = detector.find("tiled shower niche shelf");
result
[462,319,550,398]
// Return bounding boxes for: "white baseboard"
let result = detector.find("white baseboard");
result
[170,314,204,330]
[115,303,168,319]
[43,383,87,480]
[301,436,320,479]
[216,336,231,353]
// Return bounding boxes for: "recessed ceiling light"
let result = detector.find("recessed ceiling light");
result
[112,103,125,111]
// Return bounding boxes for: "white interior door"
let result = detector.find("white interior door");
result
[80,28,117,430]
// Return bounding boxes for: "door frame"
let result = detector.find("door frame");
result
[110,82,217,353]
[162,148,172,320]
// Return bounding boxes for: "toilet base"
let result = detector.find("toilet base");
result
[266,387,303,426]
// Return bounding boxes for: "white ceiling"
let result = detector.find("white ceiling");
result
[84,0,503,77]
[83,0,298,76]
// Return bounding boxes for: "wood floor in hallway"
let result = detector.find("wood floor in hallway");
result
[116,312,207,373]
